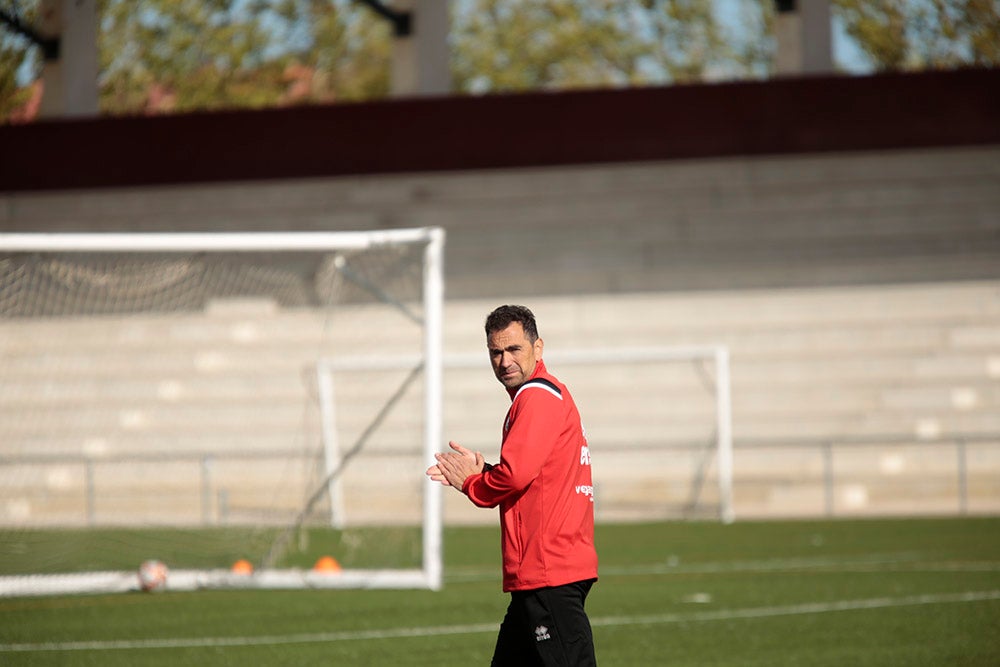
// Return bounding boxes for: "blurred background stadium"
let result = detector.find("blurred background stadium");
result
[1,0,999,564]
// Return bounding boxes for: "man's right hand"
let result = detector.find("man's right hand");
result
[426,441,485,489]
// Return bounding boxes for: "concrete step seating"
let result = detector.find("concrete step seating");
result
[2,279,998,523]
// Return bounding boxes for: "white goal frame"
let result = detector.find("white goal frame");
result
[0,228,445,596]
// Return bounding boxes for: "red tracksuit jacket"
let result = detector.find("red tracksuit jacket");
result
[461,360,598,592]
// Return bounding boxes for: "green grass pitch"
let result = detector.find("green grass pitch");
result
[2,517,999,666]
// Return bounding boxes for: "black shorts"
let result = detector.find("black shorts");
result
[491,579,597,667]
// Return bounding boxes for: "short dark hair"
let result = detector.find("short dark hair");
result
[485,305,539,342]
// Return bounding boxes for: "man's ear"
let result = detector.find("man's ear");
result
[535,337,544,358]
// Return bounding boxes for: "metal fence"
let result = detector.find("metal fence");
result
[730,433,1000,519]
[2,434,997,527]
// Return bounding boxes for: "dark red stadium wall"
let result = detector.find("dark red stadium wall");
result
[2,68,999,193]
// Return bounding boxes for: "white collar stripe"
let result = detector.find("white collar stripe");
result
[514,380,563,401]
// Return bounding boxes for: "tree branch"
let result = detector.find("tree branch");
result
[354,0,412,37]
[0,6,60,60]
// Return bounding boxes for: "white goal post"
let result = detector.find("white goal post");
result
[0,228,445,596]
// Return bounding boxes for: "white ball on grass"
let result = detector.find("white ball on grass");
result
[138,559,169,592]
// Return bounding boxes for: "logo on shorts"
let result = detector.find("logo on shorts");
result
[534,625,551,642]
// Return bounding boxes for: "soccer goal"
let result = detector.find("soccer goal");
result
[0,228,445,597]
[438,345,735,526]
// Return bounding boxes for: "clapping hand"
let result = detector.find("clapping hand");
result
[426,441,485,489]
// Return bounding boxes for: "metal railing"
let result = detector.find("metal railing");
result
[2,433,998,526]
[732,432,1000,517]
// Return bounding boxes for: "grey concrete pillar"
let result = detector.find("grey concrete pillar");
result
[773,0,833,76]
[37,0,100,118]
[391,0,451,97]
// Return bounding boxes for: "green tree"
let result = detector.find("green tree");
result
[833,0,1000,71]
[1,0,390,119]
[451,0,639,92]
[279,0,391,103]
[450,0,738,93]
[0,34,32,119]
[0,1,39,120]
[635,0,742,83]
[5,1,997,122]
[726,0,776,79]
[98,0,285,114]
[97,0,392,114]
[833,0,911,69]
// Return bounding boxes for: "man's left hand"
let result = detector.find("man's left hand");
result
[429,441,485,489]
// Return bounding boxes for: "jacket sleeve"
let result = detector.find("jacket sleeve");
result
[462,390,561,508]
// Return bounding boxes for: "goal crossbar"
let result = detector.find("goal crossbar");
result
[0,230,438,253]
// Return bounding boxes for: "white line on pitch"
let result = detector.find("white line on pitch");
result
[590,590,1000,628]
[445,552,1000,582]
[2,590,998,653]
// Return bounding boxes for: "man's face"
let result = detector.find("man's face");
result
[487,321,543,389]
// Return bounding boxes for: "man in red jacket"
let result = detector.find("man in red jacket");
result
[427,305,598,666]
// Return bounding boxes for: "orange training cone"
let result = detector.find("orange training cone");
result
[312,555,342,573]
[231,559,254,575]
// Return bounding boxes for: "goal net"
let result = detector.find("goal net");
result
[0,229,444,597]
